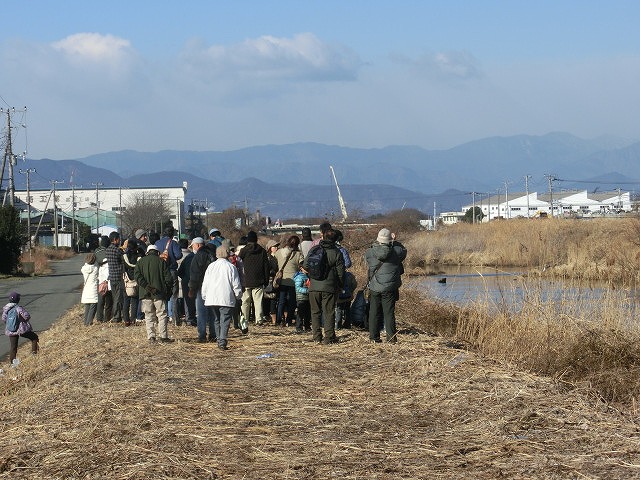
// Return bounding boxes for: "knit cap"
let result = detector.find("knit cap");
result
[376,228,392,244]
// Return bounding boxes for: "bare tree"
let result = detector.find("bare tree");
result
[120,192,173,237]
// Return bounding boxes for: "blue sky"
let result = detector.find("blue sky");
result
[1,1,639,159]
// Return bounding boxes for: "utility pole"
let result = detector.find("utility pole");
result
[433,201,437,231]
[1,107,27,206]
[19,167,36,252]
[524,175,531,218]
[504,181,510,219]
[545,174,555,218]
[71,183,78,252]
[471,192,476,225]
[92,182,103,235]
[51,180,64,248]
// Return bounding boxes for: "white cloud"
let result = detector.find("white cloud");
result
[181,32,363,83]
[52,33,132,65]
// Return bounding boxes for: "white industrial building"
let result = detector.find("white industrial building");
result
[13,185,187,235]
[455,190,632,223]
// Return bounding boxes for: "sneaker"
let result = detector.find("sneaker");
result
[159,338,175,343]
[241,327,249,335]
[218,344,228,350]
[197,338,207,343]
[371,338,382,343]
[322,337,338,345]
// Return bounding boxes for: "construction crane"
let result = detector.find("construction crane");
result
[329,165,348,223]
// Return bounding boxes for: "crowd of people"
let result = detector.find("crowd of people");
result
[77,222,407,350]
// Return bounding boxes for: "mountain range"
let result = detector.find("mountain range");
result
[10,132,640,219]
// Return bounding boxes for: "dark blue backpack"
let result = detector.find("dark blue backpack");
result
[6,306,19,332]
[305,244,329,280]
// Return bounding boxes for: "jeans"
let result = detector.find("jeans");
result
[166,269,179,322]
[211,305,233,348]
[196,290,216,341]
[277,284,297,325]
[368,290,398,342]
[181,280,196,323]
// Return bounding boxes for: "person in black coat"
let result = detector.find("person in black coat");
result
[239,231,270,325]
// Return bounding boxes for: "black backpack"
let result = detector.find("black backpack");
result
[306,244,329,280]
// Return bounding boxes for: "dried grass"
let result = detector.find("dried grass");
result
[1,300,640,479]
[406,218,640,283]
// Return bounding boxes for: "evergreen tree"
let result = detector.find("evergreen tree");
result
[0,206,23,273]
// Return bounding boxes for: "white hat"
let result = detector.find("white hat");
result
[376,228,392,244]
[147,244,159,253]
[189,237,204,247]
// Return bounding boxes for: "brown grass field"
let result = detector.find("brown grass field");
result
[1,300,639,479]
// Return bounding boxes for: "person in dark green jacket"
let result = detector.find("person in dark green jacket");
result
[304,229,345,344]
[134,244,174,343]
[365,228,407,343]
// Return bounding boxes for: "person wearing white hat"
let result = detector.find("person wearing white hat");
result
[365,228,407,344]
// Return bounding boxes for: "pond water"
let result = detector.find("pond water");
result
[410,266,640,318]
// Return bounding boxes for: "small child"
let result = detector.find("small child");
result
[81,253,99,326]
[293,268,311,333]
[2,291,39,364]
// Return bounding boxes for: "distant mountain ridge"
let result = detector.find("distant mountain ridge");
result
[13,132,640,218]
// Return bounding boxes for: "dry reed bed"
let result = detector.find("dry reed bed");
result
[404,218,640,283]
[1,304,640,479]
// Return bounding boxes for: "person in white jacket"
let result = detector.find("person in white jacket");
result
[81,253,99,326]
[201,245,242,350]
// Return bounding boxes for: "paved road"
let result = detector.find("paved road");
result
[0,254,85,361]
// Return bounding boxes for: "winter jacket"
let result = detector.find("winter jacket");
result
[81,263,99,304]
[365,240,407,293]
[304,239,345,294]
[275,247,303,287]
[106,243,124,284]
[201,259,242,307]
[134,251,173,300]
[188,244,216,292]
[294,270,310,302]
[177,251,194,284]
[2,303,33,337]
[155,236,183,270]
[239,242,270,288]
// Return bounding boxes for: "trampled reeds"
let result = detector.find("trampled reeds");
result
[2,305,640,479]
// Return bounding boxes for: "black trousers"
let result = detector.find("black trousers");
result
[368,290,398,342]
[8,331,39,362]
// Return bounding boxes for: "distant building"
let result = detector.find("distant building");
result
[458,190,632,221]
[13,185,187,235]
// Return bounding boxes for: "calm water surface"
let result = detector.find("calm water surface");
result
[412,266,640,317]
